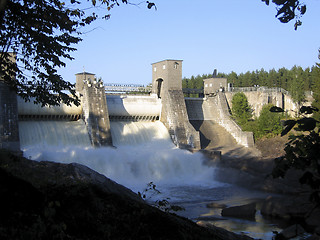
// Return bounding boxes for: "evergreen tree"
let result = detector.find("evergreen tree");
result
[290,65,306,106]
[311,51,320,123]
[257,104,283,137]
[231,92,252,125]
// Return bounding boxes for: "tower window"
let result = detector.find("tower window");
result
[162,64,166,70]
[154,67,157,72]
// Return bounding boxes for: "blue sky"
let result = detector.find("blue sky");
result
[58,0,320,86]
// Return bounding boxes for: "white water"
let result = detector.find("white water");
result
[19,120,282,239]
[19,120,220,192]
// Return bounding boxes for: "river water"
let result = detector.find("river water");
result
[19,120,285,239]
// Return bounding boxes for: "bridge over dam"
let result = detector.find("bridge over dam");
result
[1,59,300,156]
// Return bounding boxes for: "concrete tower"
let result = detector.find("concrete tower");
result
[75,72,113,147]
[151,60,200,150]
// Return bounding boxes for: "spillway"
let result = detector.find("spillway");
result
[19,120,216,191]
[19,120,91,147]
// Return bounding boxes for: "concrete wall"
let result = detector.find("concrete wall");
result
[204,78,227,95]
[0,82,20,152]
[152,60,183,94]
[17,97,82,120]
[106,94,161,121]
[151,60,200,150]
[185,95,254,148]
[79,77,113,147]
[225,90,298,117]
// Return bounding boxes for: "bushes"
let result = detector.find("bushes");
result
[231,92,252,125]
[256,104,284,138]
[231,93,284,139]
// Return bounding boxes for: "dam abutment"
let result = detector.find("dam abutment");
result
[75,72,113,147]
[151,60,201,150]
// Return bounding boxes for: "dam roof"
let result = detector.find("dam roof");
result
[75,72,95,76]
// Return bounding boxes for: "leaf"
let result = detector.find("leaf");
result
[281,120,296,136]
[269,106,284,112]
[146,1,157,10]
[300,106,319,114]
[300,5,306,15]
[296,118,317,132]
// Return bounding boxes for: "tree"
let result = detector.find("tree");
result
[289,65,306,107]
[262,0,307,30]
[231,92,252,125]
[0,0,155,106]
[257,104,283,137]
[311,50,320,124]
[271,106,320,204]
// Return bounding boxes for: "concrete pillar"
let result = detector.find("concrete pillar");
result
[0,53,21,153]
[0,82,20,152]
[151,60,200,150]
[75,73,112,147]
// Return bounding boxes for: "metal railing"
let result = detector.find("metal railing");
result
[228,86,289,95]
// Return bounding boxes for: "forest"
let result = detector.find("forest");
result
[182,65,319,105]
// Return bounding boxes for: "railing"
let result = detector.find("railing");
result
[104,83,151,93]
[228,86,290,95]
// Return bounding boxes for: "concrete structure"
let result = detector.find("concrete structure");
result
[204,77,227,96]
[106,95,161,121]
[0,82,20,153]
[1,58,303,154]
[18,97,82,121]
[151,60,200,150]
[76,73,113,147]
[0,53,20,153]
[185,94,254,148]
[225,87,299,117]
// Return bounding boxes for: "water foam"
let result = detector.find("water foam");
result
[20,121,220,192]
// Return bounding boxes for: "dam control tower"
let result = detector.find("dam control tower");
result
[151,60,200,150]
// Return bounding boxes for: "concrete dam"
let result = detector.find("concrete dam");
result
[1,59,298,155]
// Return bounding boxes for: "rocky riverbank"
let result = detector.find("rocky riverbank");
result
[0,150,253,240]
[202,136,320,239]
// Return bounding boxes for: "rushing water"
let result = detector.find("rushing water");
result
[19,120,283,239]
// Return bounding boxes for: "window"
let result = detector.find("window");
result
[205,84,208,87]
[154,67,157,72]
[162,64,166,70]
[209,83,212,87]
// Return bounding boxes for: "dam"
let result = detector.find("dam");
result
[1,59,299,155]
[0,59,299,239]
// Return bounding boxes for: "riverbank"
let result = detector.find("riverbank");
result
[201,135,320,239]
[0,150,253,240]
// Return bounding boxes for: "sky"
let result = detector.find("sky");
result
[57,0,320,86]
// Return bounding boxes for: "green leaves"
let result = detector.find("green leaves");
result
[271,105,320,204]
[231,92,252,125]
[0,0,156,106]
[262,0,307,30]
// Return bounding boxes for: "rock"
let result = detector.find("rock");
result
[221,202,256,220]
[261,195,312,220]
[279,224,305,239]
[0,150,254,240]
[197,221,254,240]
[206,202,227,208]
[306,234,320,240]
[306,208,320,230]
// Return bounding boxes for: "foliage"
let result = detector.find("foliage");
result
[262,0,307,30]
[271,106,320,204]
[0,0,155,106]
[183,65,315,98]
[138,182,185,213]
[311,50,320,124]
[231,92,252,125]
[257,104,283,137]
